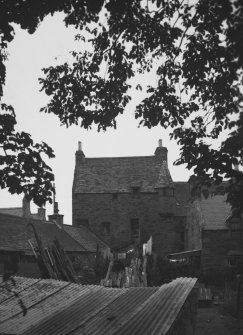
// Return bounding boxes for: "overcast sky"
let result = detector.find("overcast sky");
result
[0,13,191,224]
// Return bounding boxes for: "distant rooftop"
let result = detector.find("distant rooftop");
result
[200,194,231,230]
[0,213,86,254]
[63,224,109,253]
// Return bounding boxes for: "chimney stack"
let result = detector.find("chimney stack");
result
[76,141,85,164]
[48,201,64,228]
[154,139,168,162]
[22,196,31,217]
[38,207,46,221]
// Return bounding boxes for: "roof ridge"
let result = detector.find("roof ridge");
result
[84,155,155,160]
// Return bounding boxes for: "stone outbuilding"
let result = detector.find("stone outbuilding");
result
[186,193,243,276]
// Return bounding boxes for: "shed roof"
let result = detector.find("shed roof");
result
[73,155,174,194]
[200,195,231,230]
[0,276,197,335]
[63,224,109,253]
[0,213,85,254]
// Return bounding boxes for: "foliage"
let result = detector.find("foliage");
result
[0,104,55,206]
[1,0,243,210]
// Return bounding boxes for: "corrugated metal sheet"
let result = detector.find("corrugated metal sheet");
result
[71,287,160,335]
[0,277,41,304]
[0,277,197,335]
[113,277,197,335]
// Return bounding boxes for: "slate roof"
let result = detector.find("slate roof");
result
[63,224,109,253]
[0,208,43,220]
[200,194,231,230]
[0,276,197,335]
[0,213,85,254]
[0,207,23,217]
[73,155,174,194]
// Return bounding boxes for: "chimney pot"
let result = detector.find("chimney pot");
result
[158,139,162,147]
[78,141,82,151]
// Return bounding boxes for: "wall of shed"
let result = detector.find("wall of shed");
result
[167,287,198,335]
[73,192,185,255]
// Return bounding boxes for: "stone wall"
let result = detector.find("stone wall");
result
[201,230,243,276]
[73,192,185,256]
[185,200,203,251]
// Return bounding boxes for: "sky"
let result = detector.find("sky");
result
[0,12,191,224]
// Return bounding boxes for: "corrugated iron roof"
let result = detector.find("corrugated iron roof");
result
[0,276,197,335]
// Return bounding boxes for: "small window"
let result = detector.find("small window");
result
[112,193,118,200]
[230,218,241,240]
[131,218,139,240]
[163,188,174,197]
[230,230,241,240]
[180,232,185,243]
[228,254,243,267]
[101,222,111,235]
[77,219,89,227]
[131,186,140,194]
[159,212,173,218]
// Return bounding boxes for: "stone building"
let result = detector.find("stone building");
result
[72,140,189,255]
[186,193,243,276]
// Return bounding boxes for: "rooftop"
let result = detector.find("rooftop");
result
[0,213,85,254]
[73,153,174,194]
[200,194,231,230]
[63,224,109,253]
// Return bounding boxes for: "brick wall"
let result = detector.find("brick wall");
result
[73,192,185,255]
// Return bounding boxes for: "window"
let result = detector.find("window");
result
[159,212,173,218]
[163,188,174,197]
[131,186,141,194]
[228,253,243,267]
[100,222,111,235]
[112,193,118,200]
[180,232,185,243]
[131,218,139,240]
[77,218,89,227]
[230,217,241,240]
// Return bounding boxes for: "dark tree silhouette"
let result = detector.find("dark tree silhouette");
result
[0,0,243,210]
